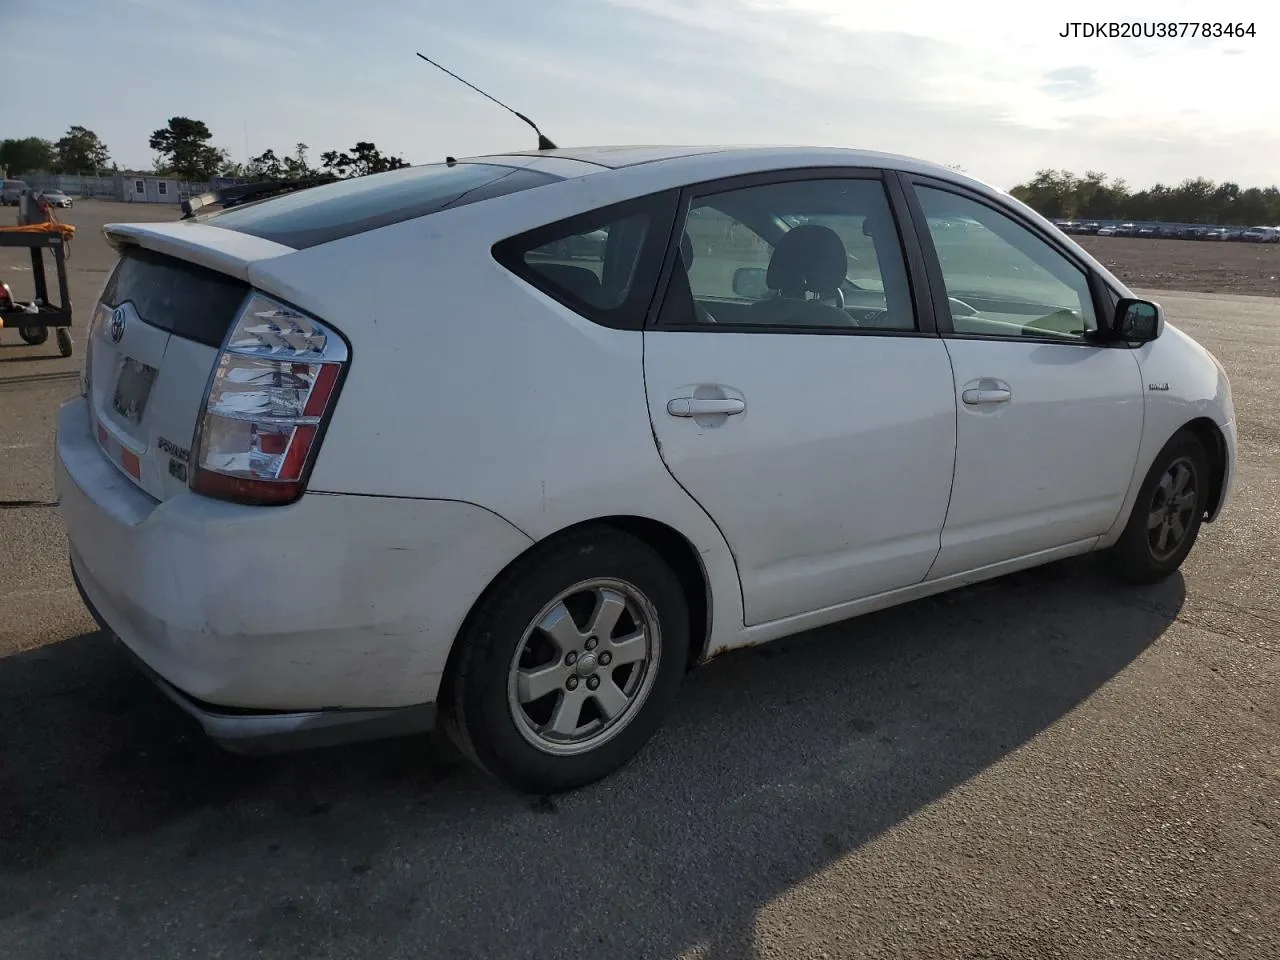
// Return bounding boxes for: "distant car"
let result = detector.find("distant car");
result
[1096,225,1118,236]
[1077,222,1101,235]
[1181,227,1206,240]
[1241,226,1273,243]
[1136,225,1158,238]
[1114,223,1137,237]
[38,190,73,209]
[56,144,1238,792]
[1,178,30,206]
[1201,228,1228,241]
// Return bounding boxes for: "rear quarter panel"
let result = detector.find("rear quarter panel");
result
[245,175,748,655]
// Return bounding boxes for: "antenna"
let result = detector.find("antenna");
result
[416,52,558,151]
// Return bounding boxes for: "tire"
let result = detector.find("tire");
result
[443,528,690,793]
[18,324,49,346]
[56,328,73,357]
[1103,429,1210,584]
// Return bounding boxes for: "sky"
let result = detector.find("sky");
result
[4,0,1276,190]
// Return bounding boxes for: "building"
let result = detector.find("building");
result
[116,173,182,203]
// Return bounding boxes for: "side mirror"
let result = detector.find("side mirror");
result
[1114,297,1162,342]
[732,266,769,300]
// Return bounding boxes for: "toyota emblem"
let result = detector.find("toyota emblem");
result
[109,306,127,343]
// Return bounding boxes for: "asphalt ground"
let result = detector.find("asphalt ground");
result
[0,202,1276,959]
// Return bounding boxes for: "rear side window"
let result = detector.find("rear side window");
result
[206,162,561,249]
[493,191,680,330]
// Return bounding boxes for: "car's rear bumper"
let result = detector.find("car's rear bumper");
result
[55,394,534,742]
[72,558,436,754]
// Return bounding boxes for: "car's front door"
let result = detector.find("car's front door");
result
[643,171,958,626]
[902,176,1145,579]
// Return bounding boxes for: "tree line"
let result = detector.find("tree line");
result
[0,117,407,182]
[9,124,1278,223]
[1009,169,1280,227]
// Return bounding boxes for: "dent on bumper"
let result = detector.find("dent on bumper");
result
[72,560,436,754]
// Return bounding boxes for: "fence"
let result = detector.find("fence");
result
[18,172,217,201]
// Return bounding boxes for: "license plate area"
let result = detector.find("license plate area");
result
[112,357,158,424]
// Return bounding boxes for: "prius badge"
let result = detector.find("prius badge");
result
[1147,382,1170,391]
[109,306,127,343]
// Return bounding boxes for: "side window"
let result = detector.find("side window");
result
[659,177,915,331]
[915,186,1097,340]
[522,218,642,310]
[494,192,677,330]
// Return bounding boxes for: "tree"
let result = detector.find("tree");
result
[148,117,227,181]
[247,147,287,179]
[54,125,110,173]
[0,137,56,176]
[289,142,313,177]
[320,141,408,178]
[244,143,317,180]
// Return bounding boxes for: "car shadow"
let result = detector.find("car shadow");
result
[0,558,1184,959]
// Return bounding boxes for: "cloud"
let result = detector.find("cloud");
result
[1039,66,1099,100]
[4,0,1276,190]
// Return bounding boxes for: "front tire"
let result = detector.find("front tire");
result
[1103,430,1210,584]
[444,528,690,793]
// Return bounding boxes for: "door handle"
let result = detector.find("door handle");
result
[961,387,1011,405]
[667,397,746,417]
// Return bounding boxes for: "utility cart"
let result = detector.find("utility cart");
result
[0,222,76,358]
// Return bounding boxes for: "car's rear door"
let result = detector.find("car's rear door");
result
[897,173,1144,579]
[643,169,958,626]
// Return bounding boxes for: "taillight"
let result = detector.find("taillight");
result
[191,292,348,505]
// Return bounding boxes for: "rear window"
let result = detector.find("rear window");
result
[102,247,250,348]
[205,162,561,249]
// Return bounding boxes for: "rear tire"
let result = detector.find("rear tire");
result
[443,528,690,793]
[1103,430,1209,584]
[18,324,48,346]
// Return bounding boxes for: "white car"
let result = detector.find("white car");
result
[56,145,1236,792]
[38,190,73,208]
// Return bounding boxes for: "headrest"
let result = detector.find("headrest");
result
[766,224,848,297]
[535,262,602,301]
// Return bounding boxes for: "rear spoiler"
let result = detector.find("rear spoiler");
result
[181,176,339,219]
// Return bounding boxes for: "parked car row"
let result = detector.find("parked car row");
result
[1054,219,1280,242]
[0,179,75,208]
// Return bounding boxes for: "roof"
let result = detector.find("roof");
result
[479,144,968,181]
[495,145,731,168]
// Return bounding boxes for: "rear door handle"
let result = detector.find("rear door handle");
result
[961,387,1011,405]
[667,397,746,417]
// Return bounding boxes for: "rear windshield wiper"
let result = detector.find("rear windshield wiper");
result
[181,176,338,220]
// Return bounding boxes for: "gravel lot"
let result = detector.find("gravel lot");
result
[0,200,1277,959]
[1076,235,1280,299]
